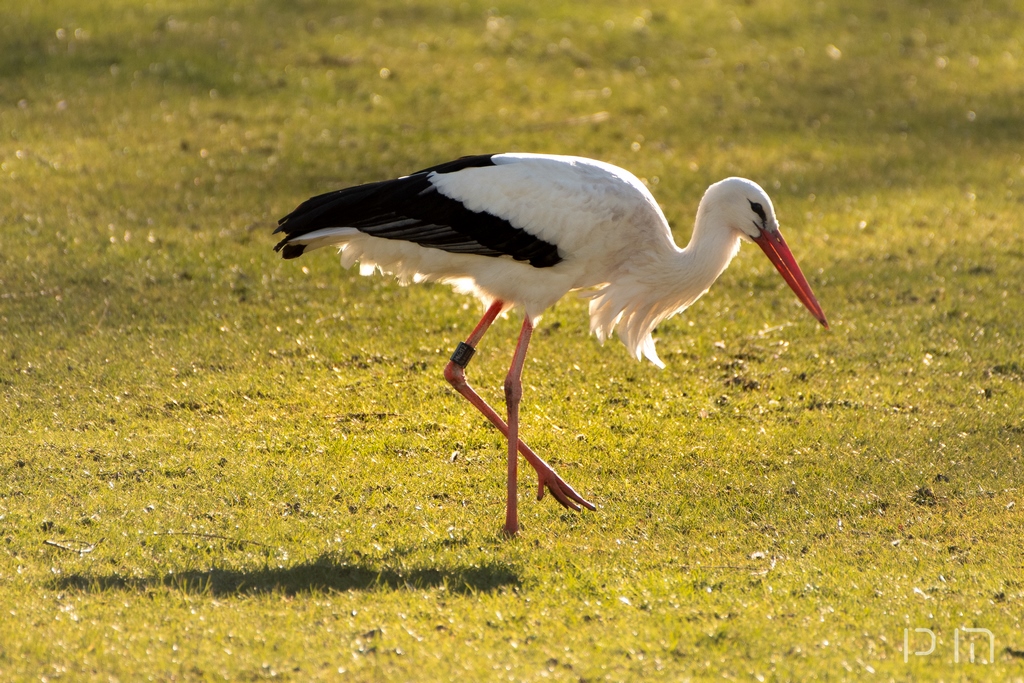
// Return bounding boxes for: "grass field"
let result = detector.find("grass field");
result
[2,0,1024,680]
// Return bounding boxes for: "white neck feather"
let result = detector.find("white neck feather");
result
[588,208,742,367]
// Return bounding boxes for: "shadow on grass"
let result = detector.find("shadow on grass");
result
[52,553,520,596]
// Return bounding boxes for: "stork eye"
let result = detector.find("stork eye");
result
[748,200,767,223]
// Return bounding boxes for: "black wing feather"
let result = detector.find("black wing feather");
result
[274,154,562,268]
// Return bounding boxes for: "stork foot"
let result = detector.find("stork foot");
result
[526,454,596,513]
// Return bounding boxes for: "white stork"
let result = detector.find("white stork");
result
[275,153,828,536]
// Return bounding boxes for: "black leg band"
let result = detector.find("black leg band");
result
[449,341,476,368]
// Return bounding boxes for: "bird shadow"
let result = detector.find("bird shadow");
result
[51,552,521,597]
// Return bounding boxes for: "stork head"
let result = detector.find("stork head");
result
[701,177,780,239]
[703,177,829,329]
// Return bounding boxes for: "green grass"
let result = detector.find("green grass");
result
[3,0,1024,679]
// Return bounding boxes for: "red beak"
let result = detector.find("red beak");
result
[752,230,829,329]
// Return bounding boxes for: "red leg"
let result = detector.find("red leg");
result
[501,316,532,535]
[443,304,596,532]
